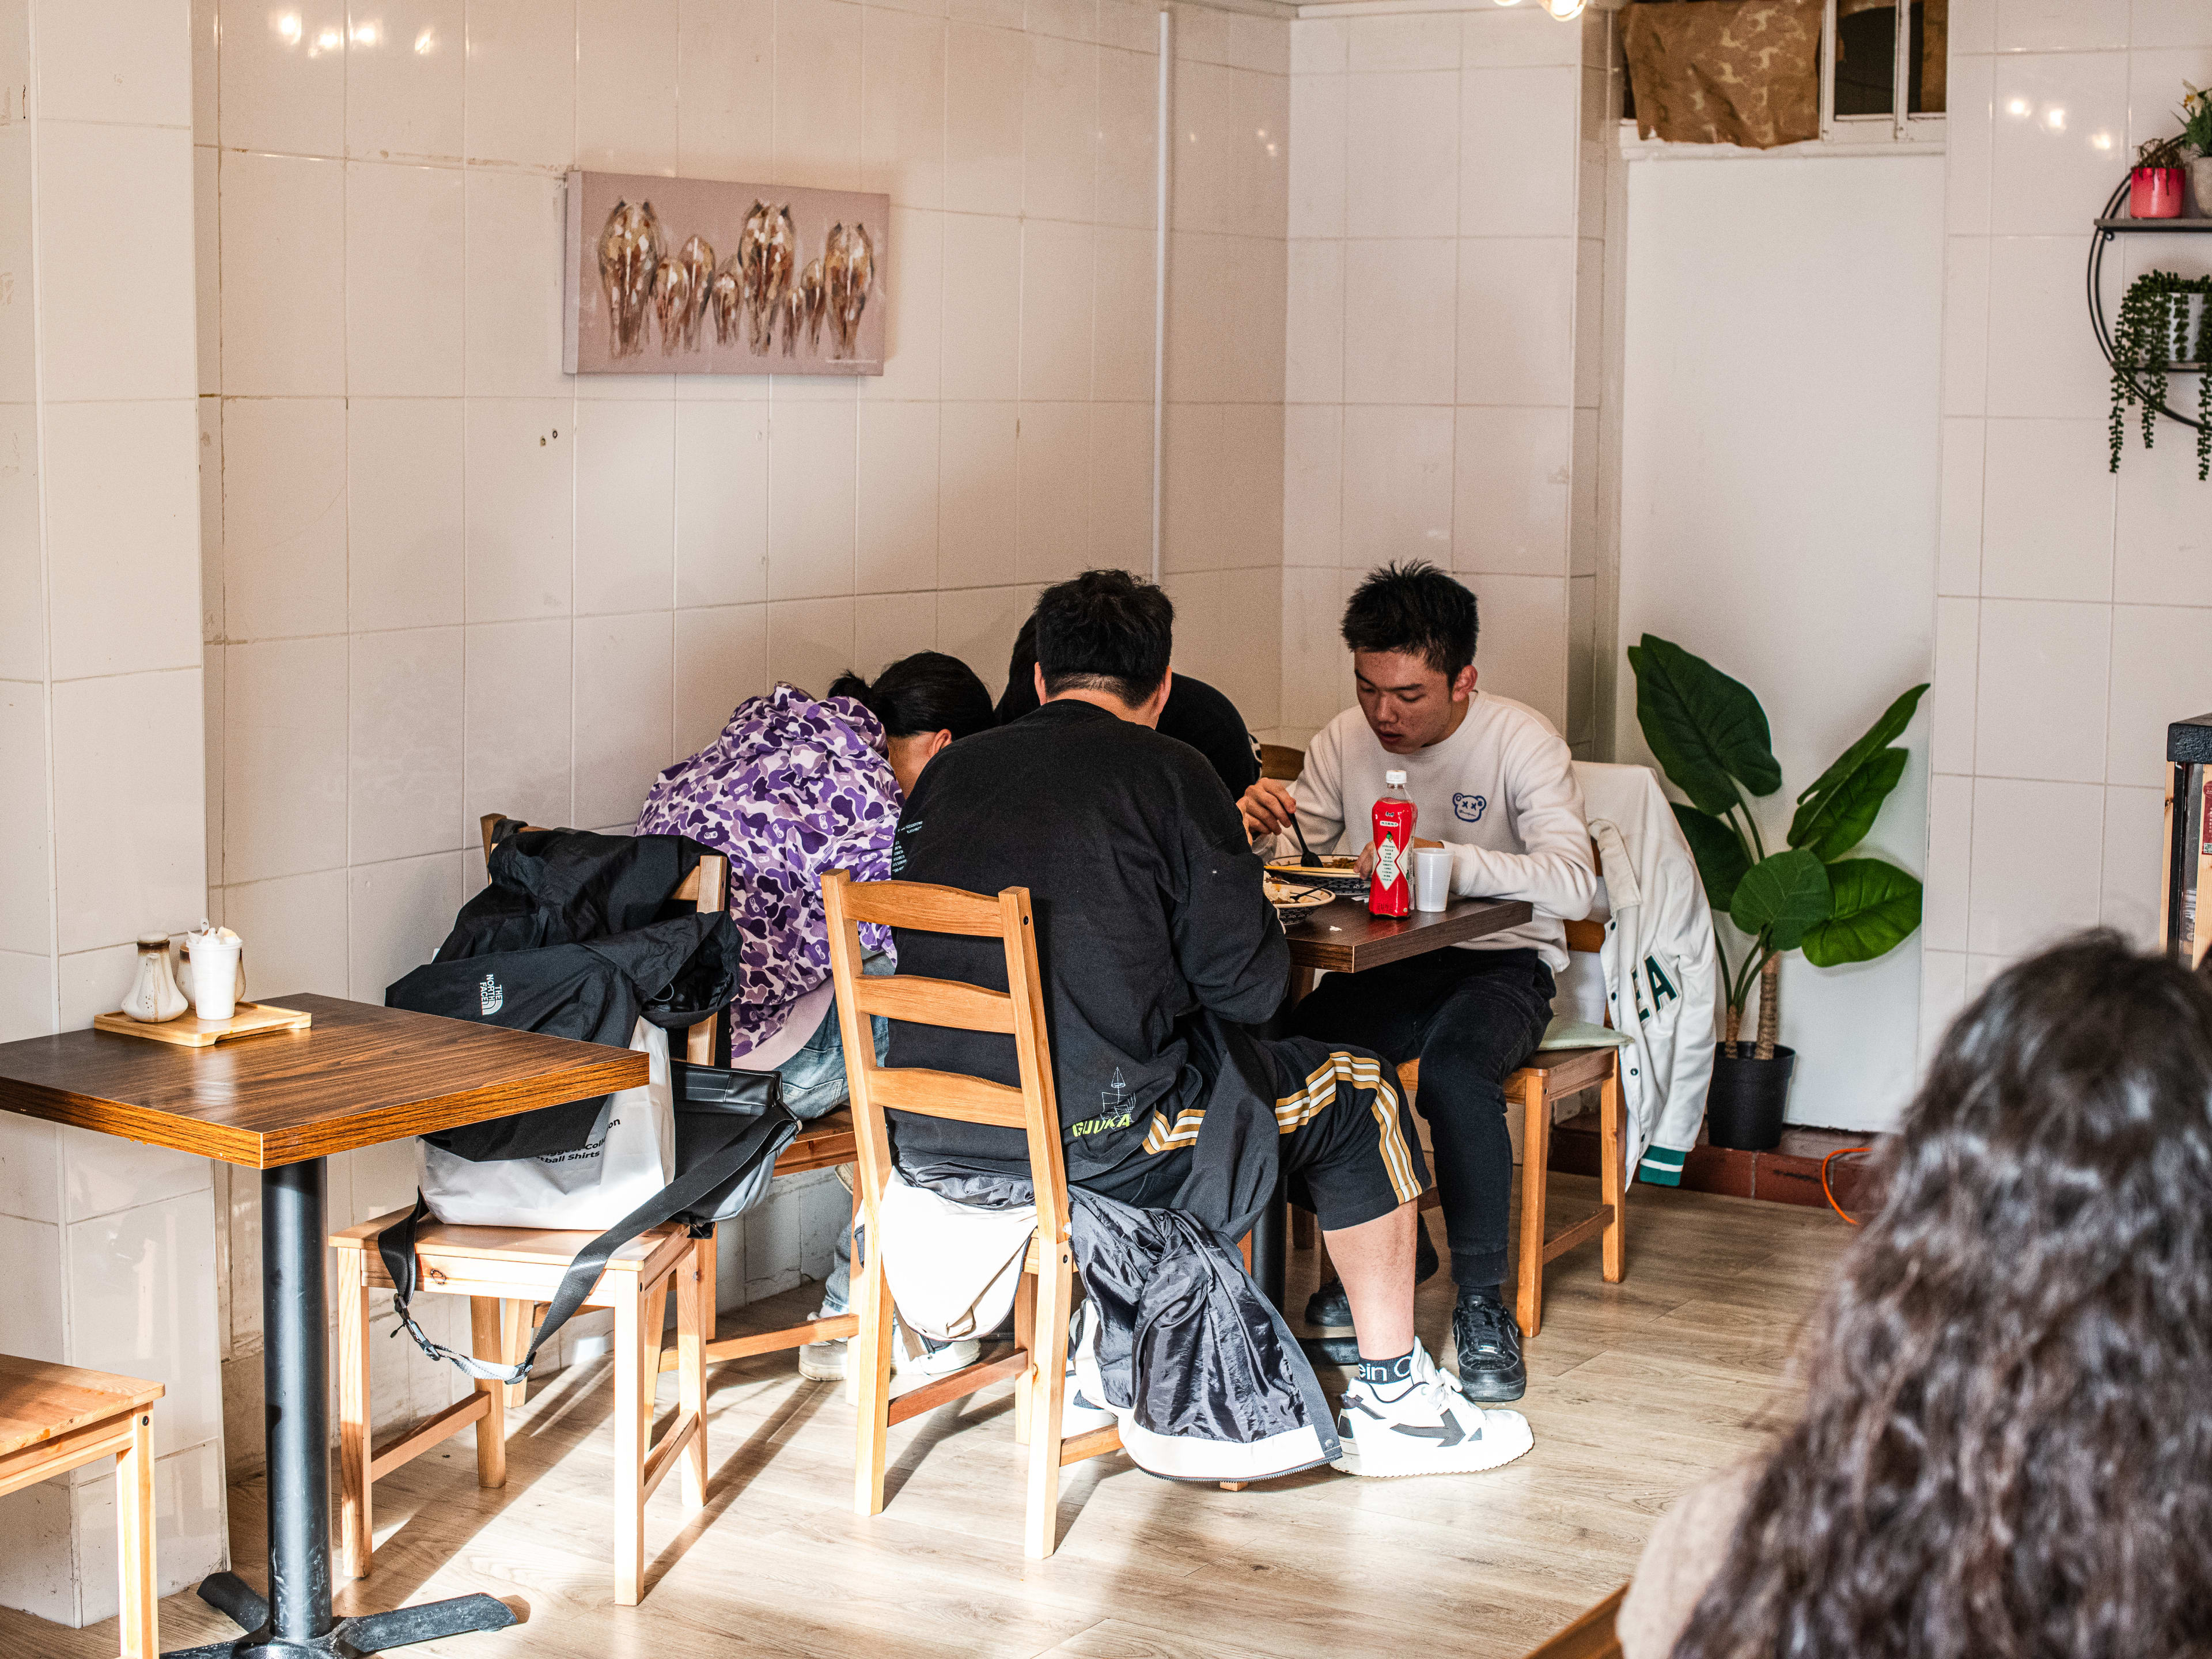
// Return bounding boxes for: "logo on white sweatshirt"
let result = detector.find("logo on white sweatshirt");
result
[1452,792,1487,823]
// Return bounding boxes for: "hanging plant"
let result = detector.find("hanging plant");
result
[2109,268,2212,482]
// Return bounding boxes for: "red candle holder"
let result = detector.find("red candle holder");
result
[2132,165,2187,218]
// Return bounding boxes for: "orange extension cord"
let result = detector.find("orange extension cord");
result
[1820,1146,1871,1225]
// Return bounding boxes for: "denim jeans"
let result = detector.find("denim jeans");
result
[773,952,891,1315]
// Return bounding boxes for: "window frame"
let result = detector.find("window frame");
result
[1618,0,1946,159]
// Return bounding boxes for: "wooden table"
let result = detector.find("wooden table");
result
[0,994,646,1659]
[1281,893,1533,979]
[1249,894,1534,1309]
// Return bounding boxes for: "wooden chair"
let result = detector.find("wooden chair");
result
[824,869,1123,1560]
[1382,912,1626,1339]
[329,1215,709,1605]
[0,1356,163,1658]
[461,816,861,1381]
[1258,743,1305,782]
[324,816,730,1605]
[1518,1585,1626,1659]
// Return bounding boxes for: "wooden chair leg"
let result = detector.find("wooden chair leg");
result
[677,1238,710,1509]
[1290,1207,1316,1249]
[1012,1266,1036,1446]
[115,1408,156,1659]
[612,1279,645,1607]
[501,1300,529,1411]
[1515,1076,1552,1340]
[851,1210,896,1518]
[1024,1242,1073,1561]
[640,1275,671,1454]
[1599,1061,1627,1285]
[336,1246,373,1581]
[468,1297,508,1490]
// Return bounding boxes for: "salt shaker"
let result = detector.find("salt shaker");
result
[119,934,190,1023]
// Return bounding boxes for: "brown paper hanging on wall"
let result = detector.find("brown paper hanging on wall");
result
[1622,0,1822,149]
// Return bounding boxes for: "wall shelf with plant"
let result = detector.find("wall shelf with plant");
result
[2088,84,2212,480]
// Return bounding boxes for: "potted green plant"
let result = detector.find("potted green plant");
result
[1627,635,1927,1150]
[2109,269,2212,483]
[2182,82,2212,216]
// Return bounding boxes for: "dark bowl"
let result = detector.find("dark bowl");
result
[1263,856,1368,899]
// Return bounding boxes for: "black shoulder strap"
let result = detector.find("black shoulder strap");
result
[376,1127,781,1385]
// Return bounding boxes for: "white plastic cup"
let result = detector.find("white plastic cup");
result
[1413,847,1453,913]
[182,931,243,1022]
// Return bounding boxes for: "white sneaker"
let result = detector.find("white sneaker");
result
[1331,1339,1534,1478]
[797,1304,847,1382]
[840,1317,983,1404]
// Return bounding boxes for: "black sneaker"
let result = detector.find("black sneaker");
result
[1302,1226,1440,1366]
[1451,1290,1527,1403]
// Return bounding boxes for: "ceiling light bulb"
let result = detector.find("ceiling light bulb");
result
[1544,0,1585,20]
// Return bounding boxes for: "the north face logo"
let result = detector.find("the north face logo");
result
[478,974,503,1016]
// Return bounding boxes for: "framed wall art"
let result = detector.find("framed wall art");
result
[563,171,889,376]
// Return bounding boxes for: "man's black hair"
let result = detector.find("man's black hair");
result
[1032,569,1174,706]
[1340,560,1479,679]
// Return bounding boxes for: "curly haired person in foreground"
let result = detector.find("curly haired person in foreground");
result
[1622,930,2212,1658]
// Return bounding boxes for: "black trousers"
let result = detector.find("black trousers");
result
[1291,948,1555,1292]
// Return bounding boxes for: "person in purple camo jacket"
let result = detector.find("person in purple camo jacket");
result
[636,654,995,1380]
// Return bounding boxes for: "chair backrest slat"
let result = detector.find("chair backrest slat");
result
[849,973,1018,1035]
[835,880,1006,935]
[822,870,1070,1248]
[866,1066,1029,1128]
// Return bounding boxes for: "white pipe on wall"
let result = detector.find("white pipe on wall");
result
[1150,6,1171,585]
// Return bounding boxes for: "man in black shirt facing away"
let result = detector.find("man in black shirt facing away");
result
[884,570,1533,1479]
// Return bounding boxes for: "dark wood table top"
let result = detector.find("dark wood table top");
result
[1282,895,1533,974]
[0,994,647,1170]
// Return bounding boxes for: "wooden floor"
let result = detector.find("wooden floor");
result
[0,1175,1842,1659]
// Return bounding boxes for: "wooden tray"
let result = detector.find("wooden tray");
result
[92,1002,313,1048]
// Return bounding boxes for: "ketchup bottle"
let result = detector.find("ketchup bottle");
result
[1370,770,1416,916]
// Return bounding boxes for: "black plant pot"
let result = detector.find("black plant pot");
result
[1706,1044,1796,1152]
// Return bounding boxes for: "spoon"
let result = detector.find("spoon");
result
[1289,806,1321,869]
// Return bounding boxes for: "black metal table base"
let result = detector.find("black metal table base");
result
[160,1160,518,1658]
[163,1572,516,1657]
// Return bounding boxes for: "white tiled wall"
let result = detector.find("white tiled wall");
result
[1275,6,1613,752]
[0,0,228,1627]
[1927,0,2212,1046]
[198,0,1290,1467]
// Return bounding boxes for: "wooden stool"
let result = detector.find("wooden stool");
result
[0,1355,164,1658]
[329,1216,711,1607]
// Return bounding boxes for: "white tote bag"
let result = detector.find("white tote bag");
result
[416,1018,677,1229]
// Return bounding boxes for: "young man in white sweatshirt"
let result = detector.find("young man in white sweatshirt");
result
[1240,562,1597,1401]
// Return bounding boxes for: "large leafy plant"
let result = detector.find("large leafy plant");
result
[1627,635,1927,1060]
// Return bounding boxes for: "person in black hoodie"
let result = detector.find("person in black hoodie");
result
[884,570,1534,1479]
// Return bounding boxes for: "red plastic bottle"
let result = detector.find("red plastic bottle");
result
[1369,769,1416,916]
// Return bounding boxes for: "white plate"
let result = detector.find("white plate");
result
[1264,876,1335,911]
